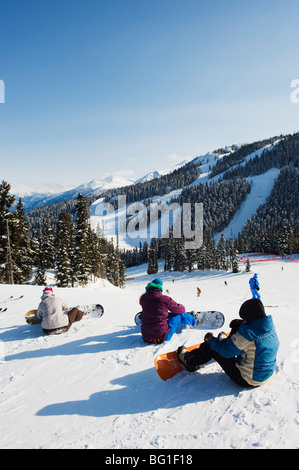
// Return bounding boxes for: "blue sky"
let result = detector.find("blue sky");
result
[1,0,299,193]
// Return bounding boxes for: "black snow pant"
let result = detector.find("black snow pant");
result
[183,319,253,387]
[183,342,251,388]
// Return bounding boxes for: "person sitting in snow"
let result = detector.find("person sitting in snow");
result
[139,278,196,344]
[36,287,84,335]
[177,299,279,387]
[249,273,261,299]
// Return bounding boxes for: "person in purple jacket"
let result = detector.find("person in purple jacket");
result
[139,278,195,344]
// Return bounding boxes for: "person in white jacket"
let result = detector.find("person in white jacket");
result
[36,287,84,335]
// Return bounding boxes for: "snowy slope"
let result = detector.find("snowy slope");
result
[214,168,280,242]
[89,140,285,250]
[0,257,298,449]
[89,188,183,249]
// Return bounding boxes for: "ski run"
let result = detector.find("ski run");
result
[0,254,298,449]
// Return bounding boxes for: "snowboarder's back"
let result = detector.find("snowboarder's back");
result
[36,287,69,330]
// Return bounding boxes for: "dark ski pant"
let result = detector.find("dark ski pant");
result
[184,341,251,388]
[43,308,84,335]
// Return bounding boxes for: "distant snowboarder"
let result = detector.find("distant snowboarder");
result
[249,273,261,299]
[197,287,201,297]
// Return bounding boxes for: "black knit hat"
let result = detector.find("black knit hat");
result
[239,299,266,322]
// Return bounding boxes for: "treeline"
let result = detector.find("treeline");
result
[122,165,299,273]
[212,132,299,181]
[0,181,125,287]
[172,177,250,239]
[102,160,201,205]
[239,166,299,254]
[209,134,287,178]
[26,198,81,233]
[3,132,298,285]
[122,233,241,274]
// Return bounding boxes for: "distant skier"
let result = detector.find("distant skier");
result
[177,299,279,387]
[36,287,84,335]
[139,278,195,344]
[197,287,201,297]
[249,273,261,299]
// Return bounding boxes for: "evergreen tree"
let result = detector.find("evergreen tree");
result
[186,246,196,272]
[106,240,115,285]
[231,242,239,273]
[141,241,149,265]
[106,237,126,287]
[217,234,227,271]
[164,235,175,271]
[277,222,292,256]
[147,238,158,274]
[11,198,34,283]
[205,239,216,270]
[55,212,74,287]
[87,226,105,281]
[173,238,186,272]
[197,244,207,271]
[0,181,15,283]
[74,193,90,285]
[118,259,126,288]
[33,231,47,285]
[43,215,55,269]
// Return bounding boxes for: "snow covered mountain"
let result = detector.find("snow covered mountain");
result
[134,159,191,185]
[14,137,282,213]
[89,136,288,248]
[13,174,136,211]
[14,161,190,212]
[19,131,299,253]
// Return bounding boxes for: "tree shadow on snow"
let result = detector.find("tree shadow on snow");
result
[37,367,242,418]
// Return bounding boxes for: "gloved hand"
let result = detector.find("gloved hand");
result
[204,332,214,343]
[229,319,245,335]
[229,319,244,329]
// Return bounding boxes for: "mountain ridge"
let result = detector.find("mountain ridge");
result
[13,160,191,212]
[15,133,288,212]
[23,131,299,253]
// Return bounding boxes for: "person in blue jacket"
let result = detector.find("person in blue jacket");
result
[177,299,279,387]
[249,273,261,299]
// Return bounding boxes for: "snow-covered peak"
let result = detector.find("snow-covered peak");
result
[134,159,193,185]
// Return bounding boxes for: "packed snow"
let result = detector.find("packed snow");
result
[0,255,298,449]
[214,168,280,242]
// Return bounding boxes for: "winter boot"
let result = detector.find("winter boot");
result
[177,346,200,372]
